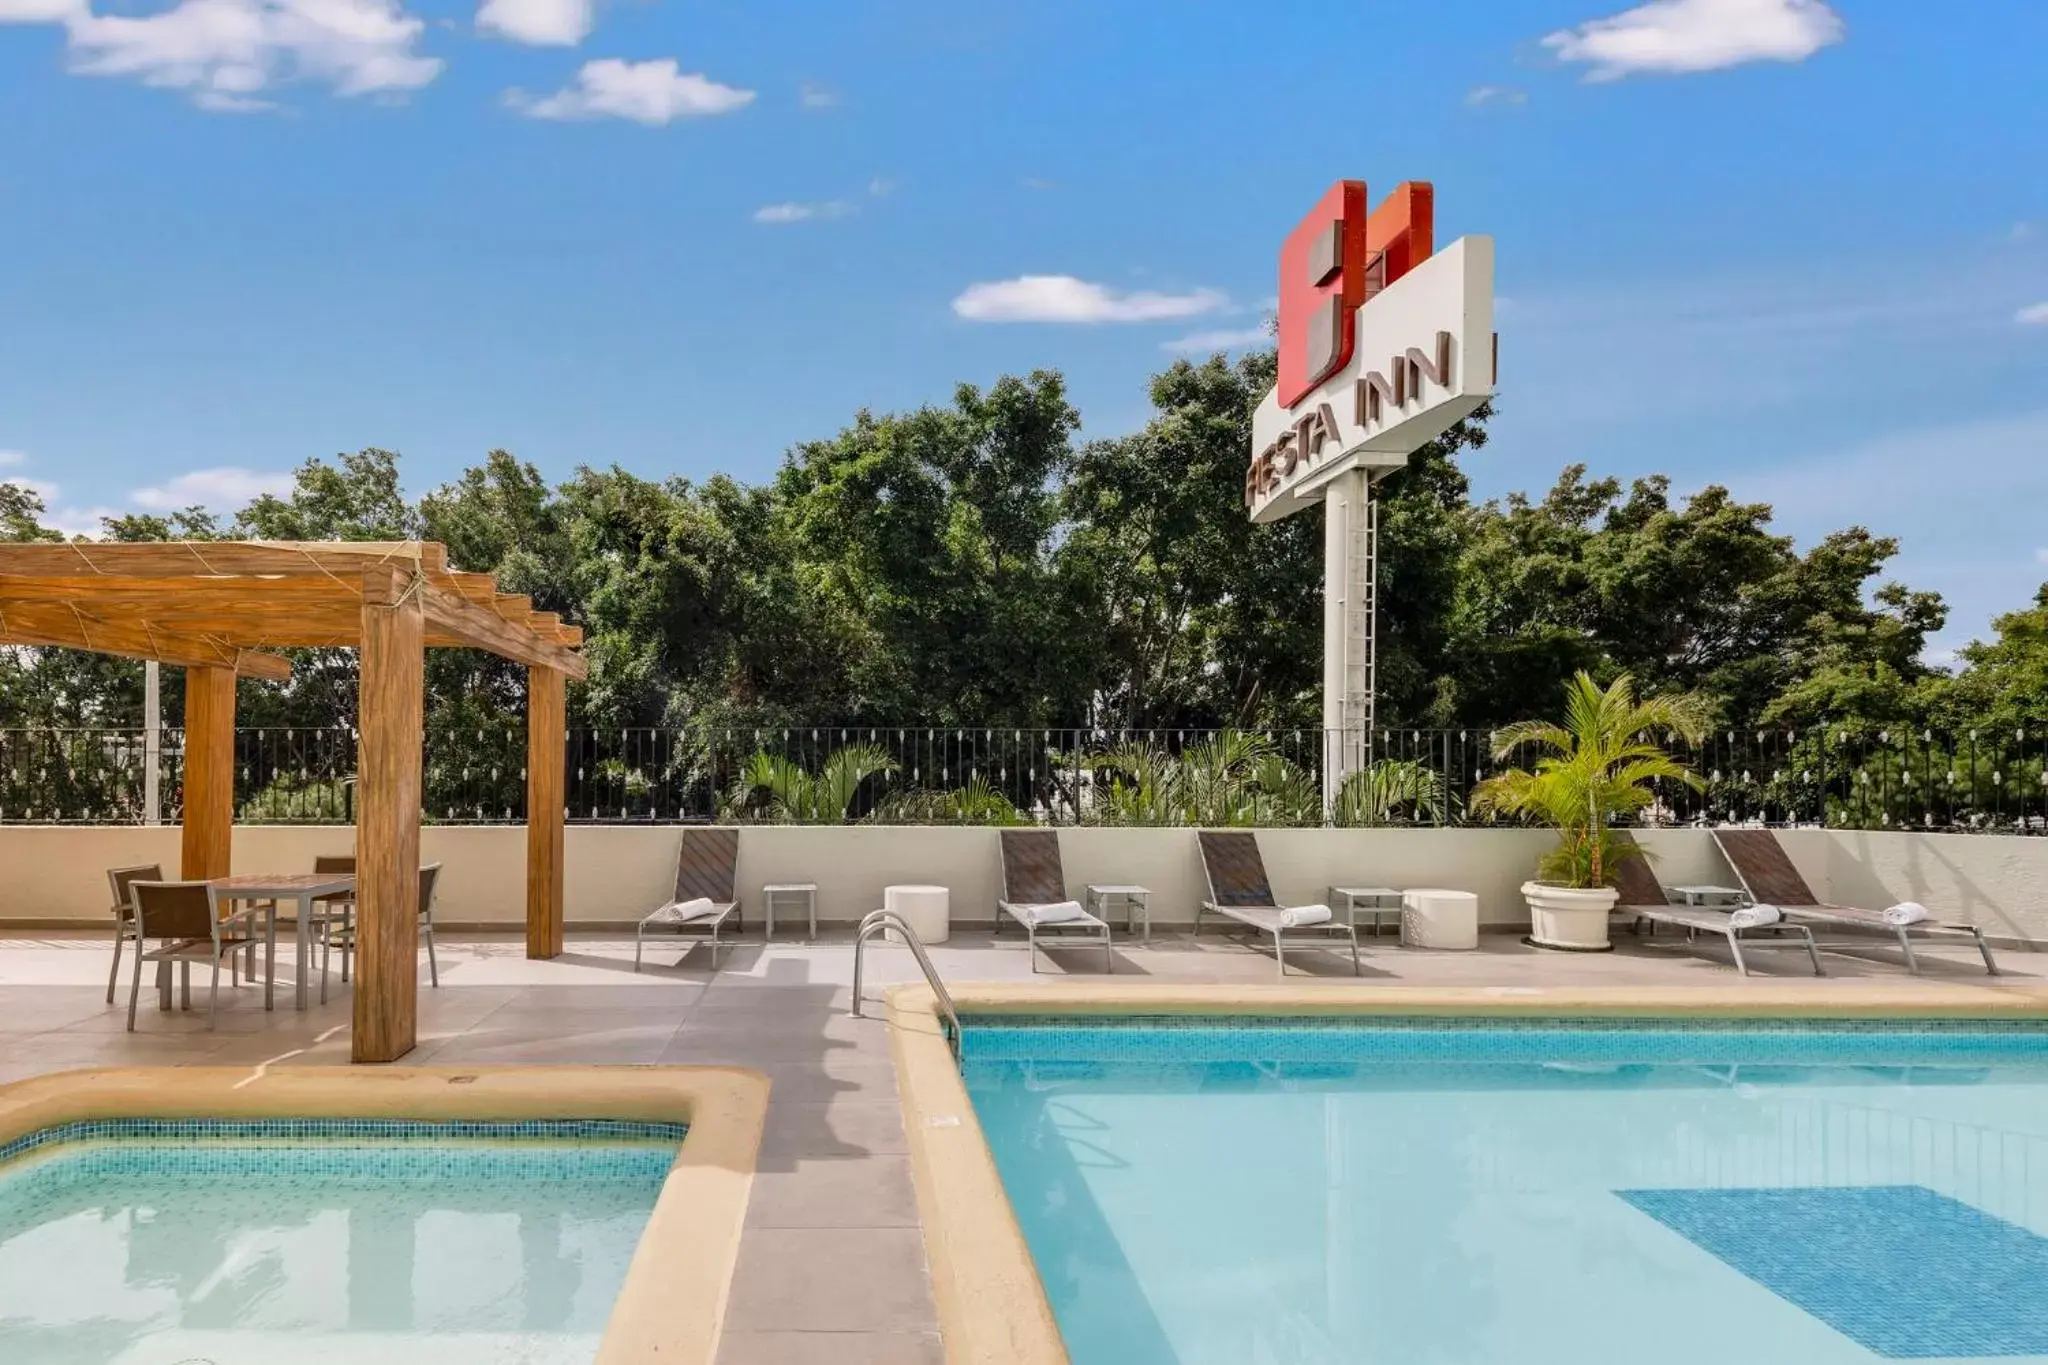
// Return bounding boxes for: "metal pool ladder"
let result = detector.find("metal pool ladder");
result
[851,909,961,1058]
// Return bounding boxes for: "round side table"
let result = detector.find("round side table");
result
[883,883,950,944]
[1401,888,1479,950]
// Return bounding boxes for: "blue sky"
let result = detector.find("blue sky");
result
[1,0,2044,657]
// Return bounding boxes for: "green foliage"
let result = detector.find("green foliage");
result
[1330,759,1453,827]
[1088,731,1319,827]
[875,775,1030,826]
[1472,672,1709,887]
[2,346,2043,764]
[724,744,898,824]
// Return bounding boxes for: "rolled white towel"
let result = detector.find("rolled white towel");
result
[1726,903,1781,930]
[1279,904,1333,929]
[1884,901,1931,926]
[1020,900,1091,926]
[647,896,719,924]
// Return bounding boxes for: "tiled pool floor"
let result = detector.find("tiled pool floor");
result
[3,928,2044,1364]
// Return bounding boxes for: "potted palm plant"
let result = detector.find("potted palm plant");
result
[1472,672,1708,951]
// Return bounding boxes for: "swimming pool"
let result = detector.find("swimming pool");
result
[0,1117,683,1365]
[960,1016,2048,1365]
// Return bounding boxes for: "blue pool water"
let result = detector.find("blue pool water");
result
[961,1018,2048,1365]
[0,1118,683,1365]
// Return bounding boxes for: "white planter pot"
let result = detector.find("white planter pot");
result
[1521,881,1619,952]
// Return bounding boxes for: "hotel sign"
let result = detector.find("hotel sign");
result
[1248,180,1494,524]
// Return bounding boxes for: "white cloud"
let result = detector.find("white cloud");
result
[952,275,1226,324]
[2035,548,2048,566]
[2017,302,2048,326]
[798,79,835,108]
[752,199,853,224]
[1543,0,1844,80]
[512,58,754,124]
[867,176,893,198]
[49,0,442,106]
[132,466,293,510]
[0,450,24,467]
[1021,177,1056,191]
[1465,84,1528,106]
[0,0,82,22]
[1161,326,1269,353]
[44,504,123,538]
[476,0,588,46]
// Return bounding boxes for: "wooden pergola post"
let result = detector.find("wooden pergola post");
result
[179,665,237,880]
[526,664,565,959]
[354,564,424,1063]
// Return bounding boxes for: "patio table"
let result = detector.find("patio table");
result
[210,873,355,1012]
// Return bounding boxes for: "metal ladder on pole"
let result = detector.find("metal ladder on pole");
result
[1339,481,1379,776]
[851,910,961,1058]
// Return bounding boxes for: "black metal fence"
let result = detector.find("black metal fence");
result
[1,724,2043,831]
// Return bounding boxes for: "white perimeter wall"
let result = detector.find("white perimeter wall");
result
[2,824,2043,942]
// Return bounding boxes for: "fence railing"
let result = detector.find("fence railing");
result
[1,724,2044,830]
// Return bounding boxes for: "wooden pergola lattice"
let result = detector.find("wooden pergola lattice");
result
[0,541,587,1062]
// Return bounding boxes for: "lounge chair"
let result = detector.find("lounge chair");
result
[1612,833,1821,976]
[125,880,267,1030]
[636,827,741,970]
[1196,830,1361,977]
[995,829,1112,973]
[1714,829,1999,976]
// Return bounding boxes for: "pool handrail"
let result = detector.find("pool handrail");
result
[852,909,960,1058]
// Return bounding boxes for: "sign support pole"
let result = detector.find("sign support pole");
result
[1321,467,1377,814]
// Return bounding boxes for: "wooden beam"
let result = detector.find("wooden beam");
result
[180,666,236,881]
[420,580,589,680]
[353,564,423,1064]
[0,604,294,680]
[0,540,446,579]
[525,665,566,960]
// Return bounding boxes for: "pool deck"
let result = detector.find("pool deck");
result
[4,927,2047,1364]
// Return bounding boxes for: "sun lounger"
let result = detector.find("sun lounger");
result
[995,829,1112,973]
[1713,829,1999,976]
[636,828,742,970]
[1196,830,1361,977]
[1612,833,1821,976]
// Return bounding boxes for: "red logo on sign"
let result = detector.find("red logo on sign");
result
[1276,180,1436,410]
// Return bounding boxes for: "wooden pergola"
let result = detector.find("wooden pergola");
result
[0,541,587,1062]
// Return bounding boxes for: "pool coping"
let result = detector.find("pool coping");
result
[0,1064,770,1365]
[887,979,2048,1365]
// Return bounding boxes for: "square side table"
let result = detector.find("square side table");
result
[762,883,819,941]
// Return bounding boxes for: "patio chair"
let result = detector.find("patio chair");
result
[103,863,161,1004]
[1611,833,1822,976]
[1196,830,1361,977]
[636,828,741,970]
[995,829,1112,973]
[125,880,266,1031]
[311,854,356,984]
[1714,829,1999,976]
[320,863,442,997]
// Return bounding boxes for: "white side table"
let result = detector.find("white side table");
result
[1402,888,1479,950]
[1330,885,1403,937]
[1086,884,1151,944]
[763,883,818,941]
[884,883,950,944]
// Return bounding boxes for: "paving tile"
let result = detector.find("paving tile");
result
[723,1228,937,1334]
[715,1330,944,1364]
[758,1098,910,1160]
[744,1153,919,1227]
